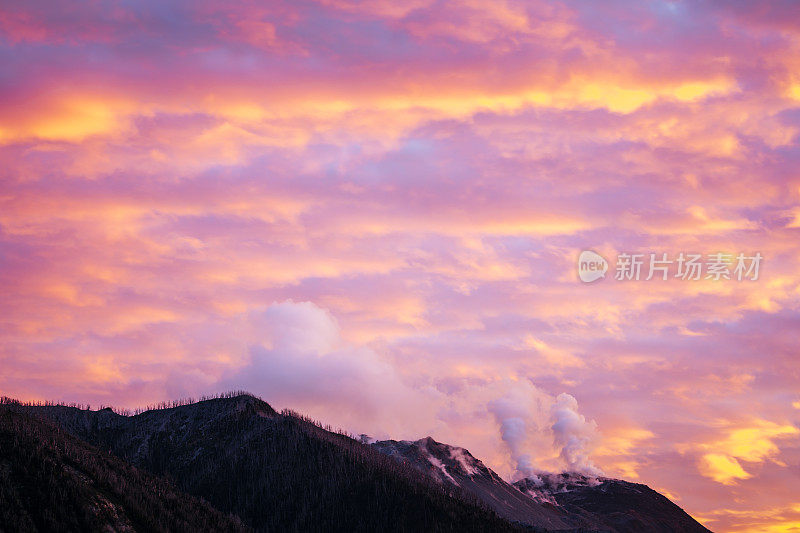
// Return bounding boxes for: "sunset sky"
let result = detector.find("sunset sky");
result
[2,1,800,531]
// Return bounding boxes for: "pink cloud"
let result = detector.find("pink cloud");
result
[2,1,800,531]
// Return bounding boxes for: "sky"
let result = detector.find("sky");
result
[1,1,799,531]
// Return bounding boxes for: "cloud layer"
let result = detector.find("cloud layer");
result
[2,1,800,531]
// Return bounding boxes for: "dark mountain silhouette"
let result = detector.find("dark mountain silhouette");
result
[0,403,248,533]
[1,393,711,532]
[515,474,711,533]
[372,437,711,532]
[4,394,520,532]
[372,437,575,530]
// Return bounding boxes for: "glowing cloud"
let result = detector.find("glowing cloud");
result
[2,1,800,531]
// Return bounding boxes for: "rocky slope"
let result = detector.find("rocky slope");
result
[372,436,711,532]
[515,473,711,533]
[373,437,575,530]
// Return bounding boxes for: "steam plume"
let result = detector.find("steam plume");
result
[551,393,602,476]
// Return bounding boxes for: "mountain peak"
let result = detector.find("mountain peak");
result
[513,474,711,532]
[137,392,278,420]
[371,436,577,529]
[213,393,277,417]
[370,435,711,532]
[373,436,490,484]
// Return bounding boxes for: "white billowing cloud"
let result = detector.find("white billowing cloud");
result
[251,300,340,353]
[223,300,436,434]
[223,300,603,479]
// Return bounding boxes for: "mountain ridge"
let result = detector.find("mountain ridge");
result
[3,394,520,532]
[2,393,711,532]
[370,435,710,532]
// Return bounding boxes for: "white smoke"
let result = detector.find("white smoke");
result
[487,382,549,480]
[488,385,602,480]
[490,407,535,478]
[551,393,602,476]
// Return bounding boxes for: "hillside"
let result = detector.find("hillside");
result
[0,404,248,533]
[3,393,712,532]
[515,474,711,533]
[12,395,521,532]
[371,437,711,532]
